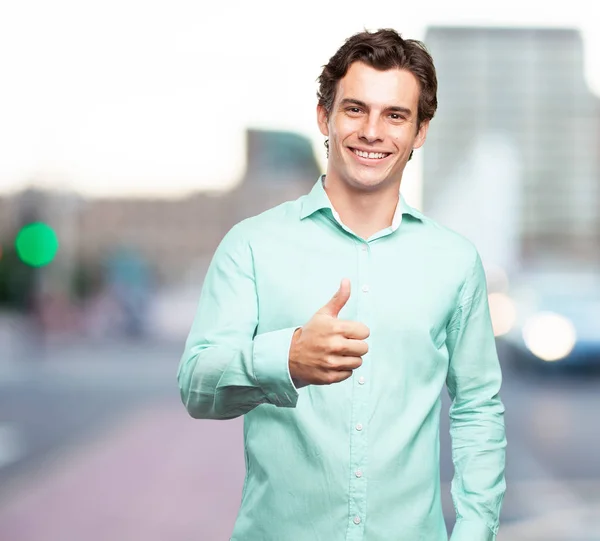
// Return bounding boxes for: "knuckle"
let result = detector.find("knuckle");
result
[328,338,344,354]
[315,336,330,353]
[331,320,344,335]
[325,371,339,385]
[323,354,338,369]
[340,371,352,382]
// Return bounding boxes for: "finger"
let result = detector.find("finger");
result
[337,320,370,340]
[335,338,369,357]
[327,355,363,371]
[317,278,351,318]
[321,370,353,385]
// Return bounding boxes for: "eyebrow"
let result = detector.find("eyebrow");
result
[340,98,413,117]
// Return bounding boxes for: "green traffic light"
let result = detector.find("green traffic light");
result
[15,222,59,267]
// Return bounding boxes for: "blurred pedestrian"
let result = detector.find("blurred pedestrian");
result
[179,28,506,541]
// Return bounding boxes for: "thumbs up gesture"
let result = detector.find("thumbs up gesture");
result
[289,278,370,386]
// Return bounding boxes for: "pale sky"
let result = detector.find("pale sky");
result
[0,0,598,200]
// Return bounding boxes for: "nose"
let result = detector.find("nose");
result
[358,113,384,143]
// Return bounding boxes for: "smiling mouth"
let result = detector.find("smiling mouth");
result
[349,148,391,160]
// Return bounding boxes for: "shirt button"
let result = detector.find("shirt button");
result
[361,244,368,251]
[358,376,366,385]
[355,470,363,478]
[353,516,361,525]
[355,423,363,431]
[361,285,369,293]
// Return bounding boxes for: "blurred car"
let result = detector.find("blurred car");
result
[497,269,600,372]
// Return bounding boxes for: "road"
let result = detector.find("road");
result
[0,338,599,541]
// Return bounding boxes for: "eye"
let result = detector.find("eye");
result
[389,113,404,120]
[346,107,363,114]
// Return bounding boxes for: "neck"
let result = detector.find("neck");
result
[322,172,401,240]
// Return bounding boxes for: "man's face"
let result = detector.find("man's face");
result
[317,61,429,191]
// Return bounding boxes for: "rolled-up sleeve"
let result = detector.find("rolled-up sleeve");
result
[177,223,299,420]
[445,250,507,541]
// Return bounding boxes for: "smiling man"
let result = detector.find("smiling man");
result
[178,29,506,541]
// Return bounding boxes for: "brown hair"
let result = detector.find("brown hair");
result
[317,28,438,128]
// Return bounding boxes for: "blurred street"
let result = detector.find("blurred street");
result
[1,5,599,540]
[0,337,598,541]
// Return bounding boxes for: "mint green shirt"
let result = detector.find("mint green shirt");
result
[178,176,506,541]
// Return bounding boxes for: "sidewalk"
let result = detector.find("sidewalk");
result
[0,400,245,541]
[2,396,599,541]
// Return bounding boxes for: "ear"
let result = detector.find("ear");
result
[317,105,329,137]
[412,119,430,150]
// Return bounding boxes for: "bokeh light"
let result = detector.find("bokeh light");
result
[488,292,517,336]
[15,222,59,267]
[522,311,577,361]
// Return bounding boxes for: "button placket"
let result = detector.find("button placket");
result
[347,241,371,532]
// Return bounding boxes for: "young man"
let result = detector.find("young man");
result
[178,28,506,541]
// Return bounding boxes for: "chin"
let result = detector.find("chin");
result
[346,171,391,191]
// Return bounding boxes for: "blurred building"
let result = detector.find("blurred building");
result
[0,128,320,287]
[422,27,600,272]
[0,197,12,239]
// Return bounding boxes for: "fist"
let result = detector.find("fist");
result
[289,278,370,386]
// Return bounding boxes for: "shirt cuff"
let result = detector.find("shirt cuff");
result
[253,326,300,408]
[450,519,496,541]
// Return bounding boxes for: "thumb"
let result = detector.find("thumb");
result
[318,278,351,318]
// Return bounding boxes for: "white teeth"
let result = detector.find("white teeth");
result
[353,149,387,159]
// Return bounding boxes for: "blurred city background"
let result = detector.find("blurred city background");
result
[1,2,600,540]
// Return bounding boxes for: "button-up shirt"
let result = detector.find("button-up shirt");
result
[178,175,507,541]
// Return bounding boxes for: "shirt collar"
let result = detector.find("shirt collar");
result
[300,175,423,229]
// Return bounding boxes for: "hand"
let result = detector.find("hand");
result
[288,278,370,385]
